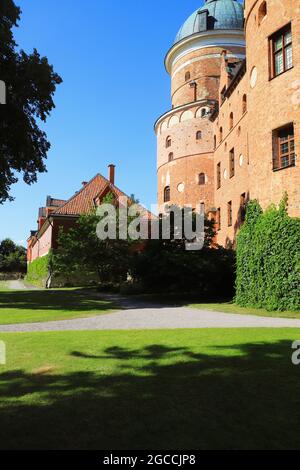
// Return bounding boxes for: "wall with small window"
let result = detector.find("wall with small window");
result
[244,0,300,221]
[213,65,249,246]
[258,1,267,25]
[157,108,215,169]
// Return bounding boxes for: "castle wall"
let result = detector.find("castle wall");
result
[213,73,249,247]
[157,32,245,215]
[156,0,299,247]
[170,46,244,108]
[244,0,300,218]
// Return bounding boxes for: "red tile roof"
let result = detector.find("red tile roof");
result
[54,173,153,219]
[54,174,109,216]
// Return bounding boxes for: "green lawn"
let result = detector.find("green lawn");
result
[0,281,9,291]
[189,302,300,319]
[0,328,300,449]
[0,288,116,324]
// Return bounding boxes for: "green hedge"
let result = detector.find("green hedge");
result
[25,255,50,287]
[235,197,300,311]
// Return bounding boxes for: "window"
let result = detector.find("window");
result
[240,193,246,223]
[242,94,247,114]
[164,186,170,203]
[201,108,206,118]
[229,148,235,178]
[273,123,295,170]
[214,135,217,149]
[229,112,234,130]
[168,152,174,162]
[269,24,293,79]
[185,71,191,81]
[166,136,171,148]
[217,208,221,231]
[219,127,223,143]
[200,202,205,215]
[258,1,267,25]
[198,173,205,185]
[227,201,232,227]
[196,130,202,140]
[217,162,221,189]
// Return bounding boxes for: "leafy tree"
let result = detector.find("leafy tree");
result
[0,238,26,272]
[52,207,134,284]
[0,0,62,202]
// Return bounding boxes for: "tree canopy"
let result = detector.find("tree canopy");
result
[0,0,62,202]
[0,238,26,272]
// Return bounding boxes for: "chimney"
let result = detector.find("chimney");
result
[108,164,115,185]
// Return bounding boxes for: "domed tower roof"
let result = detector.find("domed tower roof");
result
[175,0,244,44]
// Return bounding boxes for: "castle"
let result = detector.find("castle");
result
[155,0,299,247]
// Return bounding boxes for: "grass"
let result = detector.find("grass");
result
[189,301,300,319]
[0,287,116,325]
[0,281,9,292]
[0,328,300,449]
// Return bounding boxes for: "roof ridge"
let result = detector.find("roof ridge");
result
[53,173,104,215]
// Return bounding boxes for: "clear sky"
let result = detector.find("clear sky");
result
[0,0,242,245]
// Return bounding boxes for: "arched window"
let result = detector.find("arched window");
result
[214,135,217,149]
[198,173,206,185]
[196,131,202,140]
[166,136,171,148]
[242,94,247,114]
[164,186,170,203]
[185,71,191,81]
[168,152,174,162]
[229,112,234,130]
[219,127,223,142]
[258,1,267,25]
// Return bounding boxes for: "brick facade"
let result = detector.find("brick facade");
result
[156,0,299,246]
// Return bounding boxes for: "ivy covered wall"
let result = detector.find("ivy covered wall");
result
[235,197,300,311]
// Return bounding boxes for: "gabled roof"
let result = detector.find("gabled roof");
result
[54,174,111,216]
[53,173,153,219]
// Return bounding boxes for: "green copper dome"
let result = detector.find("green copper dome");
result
[175,0,244,44]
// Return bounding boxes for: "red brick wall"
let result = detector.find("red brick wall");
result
[245,0,300,217]
[29,217,78,262]
[157,33,245,216]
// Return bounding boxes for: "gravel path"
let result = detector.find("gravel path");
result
[1,297,300,332]
[7,280,40,290]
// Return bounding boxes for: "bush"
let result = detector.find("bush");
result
[25,255,49,287]
[235,197,300,311]
[131,240,235,300]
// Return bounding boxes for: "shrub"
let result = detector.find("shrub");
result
[235,197,300,311]
[25,255,49,287]
[131,240,235,300]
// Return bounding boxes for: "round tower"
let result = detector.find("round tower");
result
[155,0,245,213]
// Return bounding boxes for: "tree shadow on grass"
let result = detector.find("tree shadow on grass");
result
[0,288,116,312]
[0,339,300,450]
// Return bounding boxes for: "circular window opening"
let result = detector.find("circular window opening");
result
[177,183,185,193]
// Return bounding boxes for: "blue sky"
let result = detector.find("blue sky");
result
[0,0,242,245]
